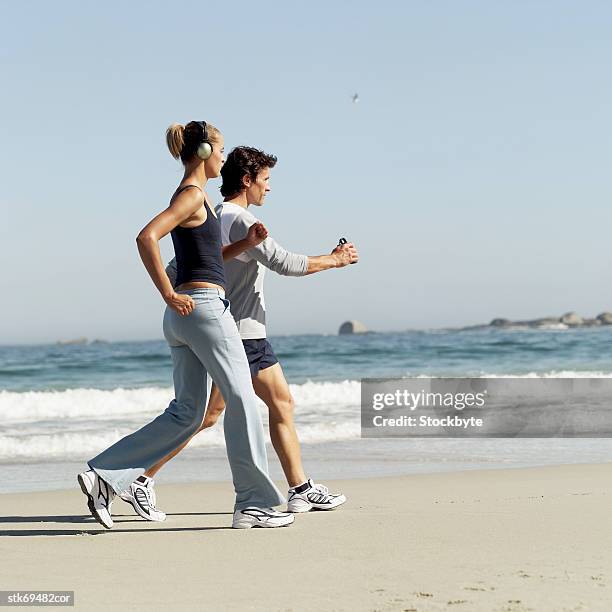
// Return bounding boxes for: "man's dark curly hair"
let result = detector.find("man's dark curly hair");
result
[220,146,278,198]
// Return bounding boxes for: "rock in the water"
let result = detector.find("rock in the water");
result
[338,320,368,335]
[560,312,583,326]
[597,312,612,325]
[490,318,511,327]
[468,311,612,332]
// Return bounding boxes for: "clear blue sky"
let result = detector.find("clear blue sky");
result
[2,1,611,344]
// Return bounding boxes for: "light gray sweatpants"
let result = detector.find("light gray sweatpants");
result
[88,288,285,511]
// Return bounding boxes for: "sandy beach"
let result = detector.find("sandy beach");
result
[1,463,610,611]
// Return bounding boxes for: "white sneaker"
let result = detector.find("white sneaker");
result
[287,479,347,513]
[119,476,166,522]
[77,469,115,529]
[232,507,295,529]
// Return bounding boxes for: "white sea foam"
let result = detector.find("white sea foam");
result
[0,381,361,423]
[0,380,361,460]
[0,387,171,422]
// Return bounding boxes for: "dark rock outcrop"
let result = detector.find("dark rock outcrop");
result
[560,312,583,326]
[461,311,612,331]
[597,312,612,325]
[338,320,368,335]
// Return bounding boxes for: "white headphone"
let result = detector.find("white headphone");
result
[196,121,213,160]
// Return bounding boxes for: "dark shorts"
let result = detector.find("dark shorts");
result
[242,339,279,377]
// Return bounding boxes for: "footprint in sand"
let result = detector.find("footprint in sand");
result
[463,584,495,592]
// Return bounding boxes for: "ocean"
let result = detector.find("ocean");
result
[2,327,612,493]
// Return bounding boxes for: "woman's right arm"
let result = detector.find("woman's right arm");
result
[136,189,203,316]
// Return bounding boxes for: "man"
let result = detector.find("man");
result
[119,146,359,522]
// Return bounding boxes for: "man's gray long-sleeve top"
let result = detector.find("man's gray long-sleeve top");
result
[166,202,308,339]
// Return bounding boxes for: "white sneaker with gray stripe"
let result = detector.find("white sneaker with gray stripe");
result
[119,476,166,522]
[77,469,115,529]
[232,507,295,529]
[287,478,347,512]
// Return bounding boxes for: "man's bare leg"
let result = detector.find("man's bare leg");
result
[252,363,307,487]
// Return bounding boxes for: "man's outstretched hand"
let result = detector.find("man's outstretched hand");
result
[332,242,359,267]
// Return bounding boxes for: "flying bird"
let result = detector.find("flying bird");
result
[352,93,359,104]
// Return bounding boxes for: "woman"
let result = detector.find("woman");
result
[78,120,294,530]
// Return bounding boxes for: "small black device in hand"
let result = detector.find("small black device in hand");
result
[338,237,356,264]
